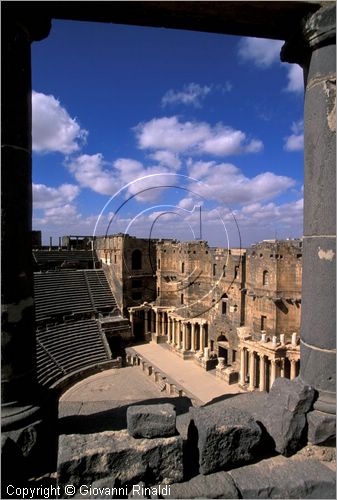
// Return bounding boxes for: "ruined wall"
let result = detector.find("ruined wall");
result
[96,235,125,312]
[97,236,302,348]
[207,250,245,358]
[156,240,227,317]
[245,240,302,341]
[96,235,157,314]
[123,235,157,311]
[157,240,246,357]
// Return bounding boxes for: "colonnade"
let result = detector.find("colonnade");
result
[166,317,208,354]
[128,306,209,354]
[239,345,300,392]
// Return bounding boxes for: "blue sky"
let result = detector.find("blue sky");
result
[32,20,304,248]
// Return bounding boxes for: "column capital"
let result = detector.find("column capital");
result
[281,3,336,65]
[3,5,52,43]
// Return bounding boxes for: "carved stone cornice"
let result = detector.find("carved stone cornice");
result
[281,2,336,65]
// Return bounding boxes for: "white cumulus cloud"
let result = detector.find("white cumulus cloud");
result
[149,150,181,171]
[284,119,304,151]
[162,83,211,108]
[135,116,263,156]
[67,154,121,196]
[238,37,283,68]
[284,64,304,93]
[33,183,80,209]
[237,38,303,94]
[32,91,88,154]
[187,160,295,205]
[66,153,182,203]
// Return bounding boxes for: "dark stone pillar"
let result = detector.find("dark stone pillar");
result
[282,3,336,443]
[1,8,52,480]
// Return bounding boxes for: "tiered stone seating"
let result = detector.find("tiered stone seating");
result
[36,319,111,388]
[85,270,118,313]
[33,269,125,389]
[33,250,98,270]
[34,270,118,323]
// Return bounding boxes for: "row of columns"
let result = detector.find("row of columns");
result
[167,318,207,354]
[129,308,169,337]
[128,308,209,355]
[239,347,299,391]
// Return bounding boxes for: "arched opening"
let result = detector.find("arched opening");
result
[131,249,142,270]
[221,293,228,315]
[217,334,229,364]
[263,270,269,286]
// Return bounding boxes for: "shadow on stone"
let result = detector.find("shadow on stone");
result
[203,392,241,407]
[59,396,192,435]
[185,419,200,480]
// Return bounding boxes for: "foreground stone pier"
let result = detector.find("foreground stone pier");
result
[282,2,336,442]
[1,10,52,481]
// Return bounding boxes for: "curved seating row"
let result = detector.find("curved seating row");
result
[34,269,118,323]
[36,319,111,388]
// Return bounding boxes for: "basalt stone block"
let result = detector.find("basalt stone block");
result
[127,404,176,438]
[189,406,262,474]
[261,377,316,456]
[161,471,239,499]
[57,430,183,495]
[307,410,336,445]
[1,435,27,496]
[229,455,336,499]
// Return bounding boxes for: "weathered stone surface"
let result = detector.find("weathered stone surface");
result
[300,341,336,396]
[1,435,27,496]
[57,430,183,493]
[261,377,316,456]
[161,471,239,499]
[189,405,262,474]
[301,237,336,350]
[307,410,336,445]
[127,404,176,438]
[229,455,336,499]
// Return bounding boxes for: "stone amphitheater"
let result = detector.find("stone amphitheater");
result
[2,2,335,499]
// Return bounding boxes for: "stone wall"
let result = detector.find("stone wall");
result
[245,240,302,341]
[96,234,157,314]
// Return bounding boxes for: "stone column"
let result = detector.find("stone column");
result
[191,322,195,351]
[177,321,181,349]
[1,7,52,476]
[144,310,148,336]
[182,323,187,351]
[270,359,276,389]
[155,311,159,337]
[249,351,255,391]
[282,2,336,435]
[161,312,166,336]
[239,347,246,385]
[167,317,171,344]
[291,332,297,346]
[290,359,297,380]
[150,310,153,333]
[200,323,205,353]
[280,358,285,378]
[129,311,134,336]
[259,354,266,392]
